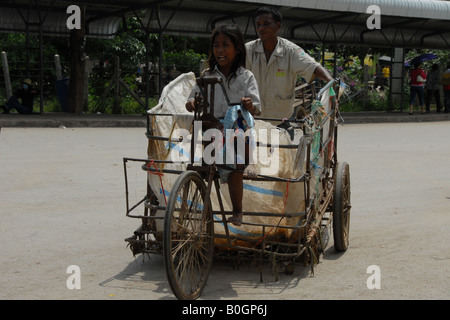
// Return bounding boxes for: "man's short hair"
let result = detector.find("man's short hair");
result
[255,6,282,23]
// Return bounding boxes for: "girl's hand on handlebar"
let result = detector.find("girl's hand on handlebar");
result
[185,99,195,112]
[241,97,255,115]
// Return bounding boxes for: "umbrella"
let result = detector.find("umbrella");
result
[405,53,438,67]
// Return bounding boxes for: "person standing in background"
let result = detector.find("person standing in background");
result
[441,63,450,113]
[425,63,441,113]
[409,62,427,115]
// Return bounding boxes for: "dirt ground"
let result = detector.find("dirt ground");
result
[0,122,449,300]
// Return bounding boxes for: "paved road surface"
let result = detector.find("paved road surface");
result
[0,122,449,300]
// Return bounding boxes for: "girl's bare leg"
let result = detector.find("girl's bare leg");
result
[227,168,244,226]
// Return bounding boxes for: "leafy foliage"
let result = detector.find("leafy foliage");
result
[2,18,450,114]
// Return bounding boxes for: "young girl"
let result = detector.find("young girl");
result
[185,24,261,226]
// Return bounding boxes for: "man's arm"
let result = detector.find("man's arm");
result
[313,64,334,83]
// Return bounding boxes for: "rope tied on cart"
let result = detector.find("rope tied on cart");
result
[146,159,167,205]
[253,179,291,248]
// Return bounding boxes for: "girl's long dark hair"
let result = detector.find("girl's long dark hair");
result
[207,24,246,84]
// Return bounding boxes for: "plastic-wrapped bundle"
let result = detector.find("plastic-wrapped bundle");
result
[146,72,334,245]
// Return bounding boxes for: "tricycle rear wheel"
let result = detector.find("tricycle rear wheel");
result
[332,162,351,252]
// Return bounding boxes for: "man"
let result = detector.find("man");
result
[246,7,333,119]
[441,63,450,113]
[0,78,37,114]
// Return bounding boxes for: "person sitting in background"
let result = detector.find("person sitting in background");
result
[1,79,37,114]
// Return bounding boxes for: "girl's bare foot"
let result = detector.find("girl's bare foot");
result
[243,164,258,178]
[228,212,243,226]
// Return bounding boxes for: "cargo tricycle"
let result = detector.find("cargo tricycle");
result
[123,73,350,300]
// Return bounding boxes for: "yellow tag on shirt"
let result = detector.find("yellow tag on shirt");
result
[276,69,286,77]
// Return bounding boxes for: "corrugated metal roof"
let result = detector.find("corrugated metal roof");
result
[0,7,121,38]
[0,0,449,48]
[246,0,450,20]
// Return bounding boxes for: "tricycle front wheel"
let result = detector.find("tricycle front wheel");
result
[163,170,214,300]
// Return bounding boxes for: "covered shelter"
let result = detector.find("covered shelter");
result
[1,0,450,113]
